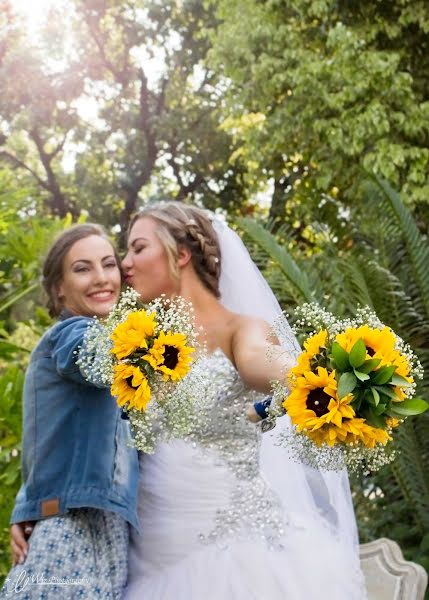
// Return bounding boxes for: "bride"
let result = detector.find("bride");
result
[121,201,367,599]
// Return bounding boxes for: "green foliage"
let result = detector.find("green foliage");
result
[0,0,253,235]
[209,0,429,220]
[238,179,429,571]
[236,217,314,304]
[0,171,59,580]
[0,364,24,581]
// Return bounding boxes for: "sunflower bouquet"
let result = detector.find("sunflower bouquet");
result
[77,288,206,452]
[275,304,428,472]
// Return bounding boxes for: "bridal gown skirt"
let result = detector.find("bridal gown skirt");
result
[124,441,367,600]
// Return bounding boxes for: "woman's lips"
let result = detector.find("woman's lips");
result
[87,290,115,301]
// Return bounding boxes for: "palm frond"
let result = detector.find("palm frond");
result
[0,281,39,314]
[370,176,429,322]
[236,217,314,304]
[392,419,429,532]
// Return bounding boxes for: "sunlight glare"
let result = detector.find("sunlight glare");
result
[10,0,56,33]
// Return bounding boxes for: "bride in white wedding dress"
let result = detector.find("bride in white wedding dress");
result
[121,201,367,600]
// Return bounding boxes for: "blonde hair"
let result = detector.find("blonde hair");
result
[128,202,221,297]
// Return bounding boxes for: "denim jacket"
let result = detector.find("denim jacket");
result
[11,314,140,531]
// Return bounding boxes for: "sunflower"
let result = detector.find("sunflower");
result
[283,367,356,446]
[381,348,413,382]
[336,325,396,356]
[143,331,195,381]
[358,422,391,448]
[111,363,151,411]
[111,310,157,359]
[386,417,401,429]
[290,330,328,378]
[336,325,413,384]
[307,420,357,447]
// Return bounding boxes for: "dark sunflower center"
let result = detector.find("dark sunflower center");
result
[306,389,331,417]
[163,345,179,369]
[367,346,375,357]
[125,376,139,390]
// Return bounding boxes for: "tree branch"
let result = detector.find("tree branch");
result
[0,150,49,190]
[81,8,128,86]
[46,133,68,160]
[29,128,72,217]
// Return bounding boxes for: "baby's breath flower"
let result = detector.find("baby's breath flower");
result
[77,289,207,453]
[270,302,425,474]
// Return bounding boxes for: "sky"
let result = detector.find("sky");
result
[10,0,56,33]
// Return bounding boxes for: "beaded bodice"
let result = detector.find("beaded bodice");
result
[187,349,287,548]
[191,349,263,466]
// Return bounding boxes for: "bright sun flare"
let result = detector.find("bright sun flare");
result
[10,0,56,31]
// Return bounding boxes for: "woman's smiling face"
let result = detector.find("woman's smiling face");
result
[58,234,121,318]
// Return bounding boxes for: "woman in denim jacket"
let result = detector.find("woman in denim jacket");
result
[2,224,139,599]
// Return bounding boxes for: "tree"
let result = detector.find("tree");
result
[0,0,252,239]
[209,0,429,224]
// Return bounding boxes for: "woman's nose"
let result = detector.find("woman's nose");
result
[93,264,109,284]
[122,251,131,270]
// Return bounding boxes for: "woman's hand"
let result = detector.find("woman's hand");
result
[10,521,34,566]
[246,404,263,423]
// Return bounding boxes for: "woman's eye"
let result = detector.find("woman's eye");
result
[74,267,89,272]
[134,247,144,254]
[105,262,118,269]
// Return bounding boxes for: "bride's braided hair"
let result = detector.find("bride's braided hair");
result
[129,202,222,297]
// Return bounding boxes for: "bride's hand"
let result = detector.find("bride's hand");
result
[246,404,262,423]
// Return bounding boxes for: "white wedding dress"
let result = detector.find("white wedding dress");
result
[124,349,367,600]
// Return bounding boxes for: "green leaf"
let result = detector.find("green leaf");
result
[420,534,429,553]
[0,461,20,485]
[338,372,357,399]
[237,217,314,303]
[349,338,366,368]
[374,403,387,416]
[387,398,429,417]
[362,408,387,429]
[374,385,399,400]
[359,358,382,374]
[0,340,30,357]
[0,281,39,314]
[354,369,370,382]
[371,387,380,406]
[390,374,413,387]
[372,365,396,385]
[330,342,349,371]
[351,395,363,412]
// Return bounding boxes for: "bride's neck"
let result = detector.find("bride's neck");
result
[177,272,226,328]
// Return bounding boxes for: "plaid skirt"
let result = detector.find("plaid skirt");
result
[0,508,129,599]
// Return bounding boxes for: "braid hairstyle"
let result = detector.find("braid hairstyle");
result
[128,202,222,298]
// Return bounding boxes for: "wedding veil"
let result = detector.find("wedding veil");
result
[212,216,361,561]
